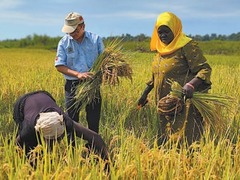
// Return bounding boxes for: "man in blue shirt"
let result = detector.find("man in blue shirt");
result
[55,12,104,134]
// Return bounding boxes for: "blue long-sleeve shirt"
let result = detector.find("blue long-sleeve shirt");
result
[55,31,104,80]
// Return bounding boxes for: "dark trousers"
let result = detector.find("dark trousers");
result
[64,80,102,133]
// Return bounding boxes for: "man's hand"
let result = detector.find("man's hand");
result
[76,72,94,80]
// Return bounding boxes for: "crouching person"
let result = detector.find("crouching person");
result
[13,90,109,170]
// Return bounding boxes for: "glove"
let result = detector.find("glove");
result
[182,77,203,99]
[137,81,154,108]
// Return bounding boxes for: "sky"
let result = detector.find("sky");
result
[0,0,240,40]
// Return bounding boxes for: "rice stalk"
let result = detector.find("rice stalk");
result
[74,39,133,108]
[99,39,133,85]
[168,80,236,132]
[74,71,103,108]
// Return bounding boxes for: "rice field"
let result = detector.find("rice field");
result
[0,48,240,179]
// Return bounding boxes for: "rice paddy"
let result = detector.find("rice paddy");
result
[0,47,240,179]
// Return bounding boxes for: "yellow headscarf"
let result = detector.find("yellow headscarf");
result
[150,12,192,55]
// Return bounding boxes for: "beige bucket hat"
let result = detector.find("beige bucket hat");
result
[62,12,84,33]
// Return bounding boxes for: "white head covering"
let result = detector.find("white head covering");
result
[35,112,65,140]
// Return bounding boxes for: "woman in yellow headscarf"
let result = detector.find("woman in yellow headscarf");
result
[137,12,212,146]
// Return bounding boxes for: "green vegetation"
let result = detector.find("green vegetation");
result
[198,41,240,55]
[0,34,61,50]
[1,33,240,55]
[0,41,240,179]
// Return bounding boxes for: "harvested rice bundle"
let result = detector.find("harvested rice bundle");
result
[74,71,102,107]
[74,39,132,107]
[168,80,236,132]
[100,39,132,85]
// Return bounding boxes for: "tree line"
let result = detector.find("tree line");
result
[0,32,239,50]
[106,32,240,42]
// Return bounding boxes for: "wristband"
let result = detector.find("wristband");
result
[186,83,195,90]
